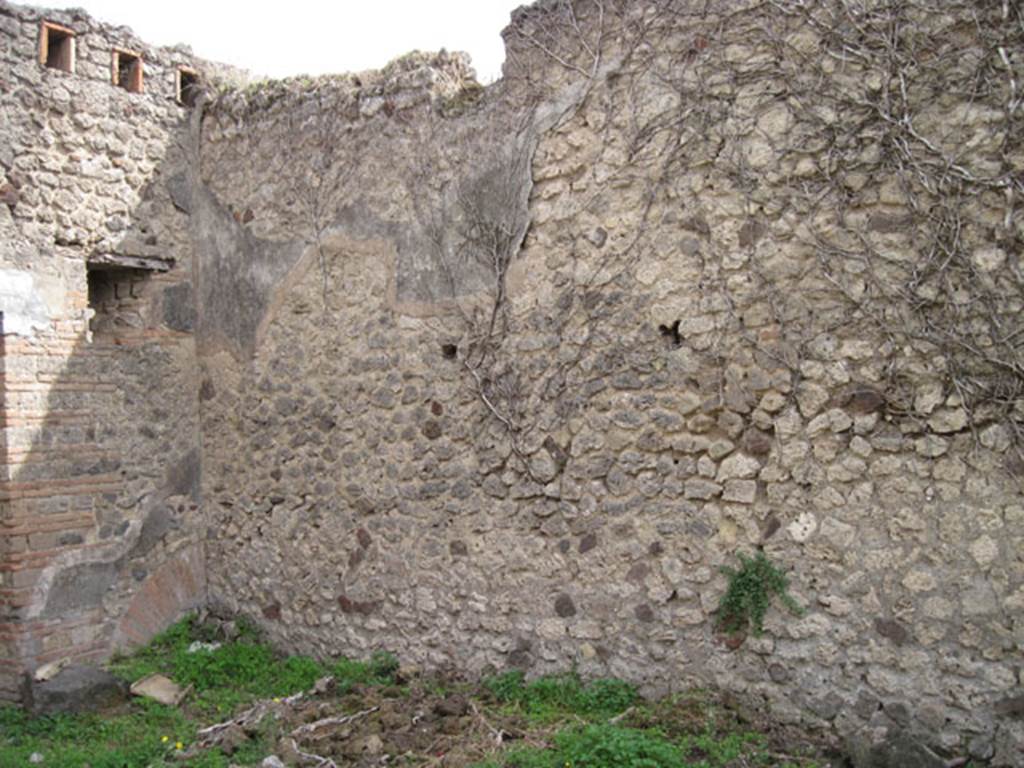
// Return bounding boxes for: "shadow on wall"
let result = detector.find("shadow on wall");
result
[0,176,206,704]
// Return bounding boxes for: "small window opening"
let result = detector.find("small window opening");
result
[87,265,149,336]
[39,22,75,73]
[177,67,200,107]
[112,49,143,93]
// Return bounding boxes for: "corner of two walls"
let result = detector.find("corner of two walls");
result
[2,1,1023,764]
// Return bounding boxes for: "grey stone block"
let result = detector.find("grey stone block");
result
[23,665,128,716]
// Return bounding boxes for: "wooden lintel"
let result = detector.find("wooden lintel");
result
[41,20,75,36]
[87,253,174,272]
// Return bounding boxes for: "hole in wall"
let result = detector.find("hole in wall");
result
[40,22,75,73]
[177,67,200,107]
[112,49,143,93]
[440,343,458,360]
[658,318,682,346]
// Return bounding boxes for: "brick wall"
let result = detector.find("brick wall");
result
[0,0,220,701]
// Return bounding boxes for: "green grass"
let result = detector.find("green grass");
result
[0,699,218,768]
[2,615,822,768]
[1,614,398,768]
[474,682,820,768]
[476,725,683,768]
[106,614,397,718]
[484,669,637,723]
[475,720,816,768]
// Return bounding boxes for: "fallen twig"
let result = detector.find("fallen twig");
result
[290,705,380,739]
[609,705,636,724]
[195,677,331,748]
[290,737,339,768]
[470,700,521,745]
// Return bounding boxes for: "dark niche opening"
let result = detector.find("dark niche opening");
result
[113,49,143,93]
[87,264,150,336]
[177,67,200,107]
[40,22,75,73]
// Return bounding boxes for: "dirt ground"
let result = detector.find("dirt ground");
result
[190,673,834,767]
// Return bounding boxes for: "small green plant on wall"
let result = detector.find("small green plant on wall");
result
[716,551,804,636]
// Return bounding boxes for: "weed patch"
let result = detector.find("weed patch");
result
[106,614,397,718]
[2,615,826,767]
[0,700,204,768]
[716,551,804,636]
[2,614,397,767]
[484,670,637,722]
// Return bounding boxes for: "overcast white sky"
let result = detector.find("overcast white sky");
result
[55,1,525,82]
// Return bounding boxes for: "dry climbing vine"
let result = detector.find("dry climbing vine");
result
[202,0,1024,480]
[428,0,1024,482]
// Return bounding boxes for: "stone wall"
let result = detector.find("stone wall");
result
[0,1,222,701]
[1,0,1022,764]
[194,1,1023,764]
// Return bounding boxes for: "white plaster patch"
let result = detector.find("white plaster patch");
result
[0,268,64,336]
[787,512,817,542]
